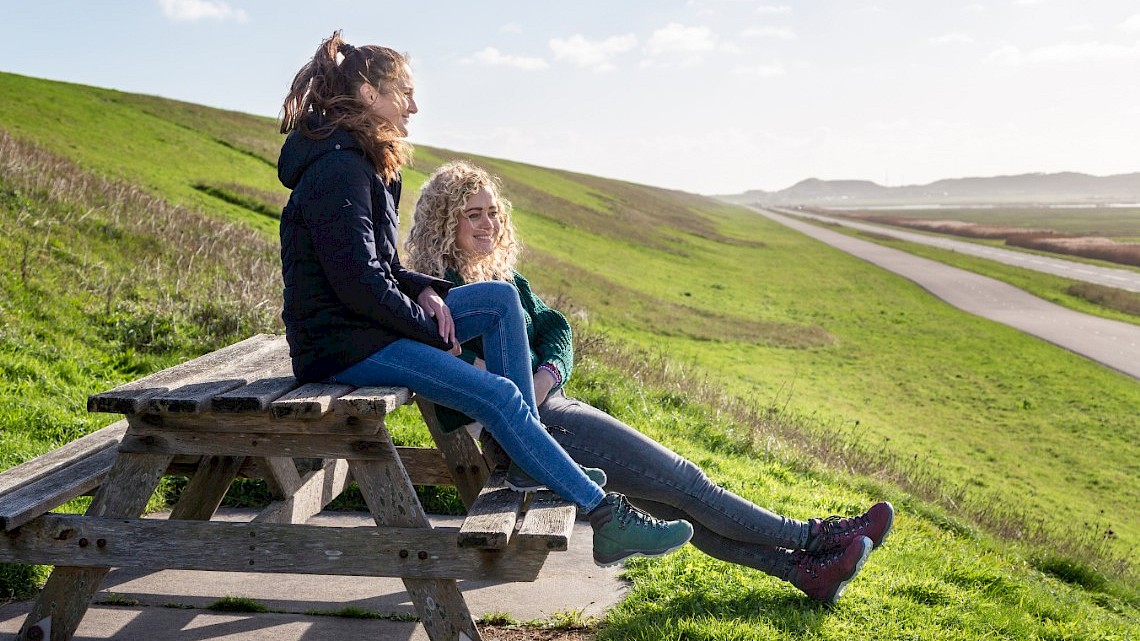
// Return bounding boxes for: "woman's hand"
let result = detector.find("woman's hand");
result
[533,367,556,406]
[417,287,460,354]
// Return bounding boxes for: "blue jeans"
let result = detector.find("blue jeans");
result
[539,389,809,580]
[330,281,605,512]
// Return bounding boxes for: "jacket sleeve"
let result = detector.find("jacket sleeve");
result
[514,273,574,389]
[302,155,449,349]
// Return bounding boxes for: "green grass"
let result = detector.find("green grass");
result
[1,72,1138,638]
[842,205,1140,238]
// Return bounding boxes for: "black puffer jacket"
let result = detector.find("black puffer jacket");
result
[278,125,453,382]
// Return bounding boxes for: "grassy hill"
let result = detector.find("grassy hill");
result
[1,71,1137,638]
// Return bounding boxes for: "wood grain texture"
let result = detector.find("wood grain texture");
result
[87,334,282,415]
[0,515,546,582]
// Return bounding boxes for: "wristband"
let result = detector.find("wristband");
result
[537,362,562,387]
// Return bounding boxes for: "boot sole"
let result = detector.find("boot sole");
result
[827,536,873,605]
[592,530,694,567]
[505,480,544,492]
[593,540,690,568]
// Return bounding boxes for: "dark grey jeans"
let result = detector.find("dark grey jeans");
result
[539,389,808,580]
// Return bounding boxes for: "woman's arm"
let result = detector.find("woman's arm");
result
[514,273,574,391]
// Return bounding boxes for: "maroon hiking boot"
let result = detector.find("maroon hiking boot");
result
[806,501,894,554]
[789,535,873,604]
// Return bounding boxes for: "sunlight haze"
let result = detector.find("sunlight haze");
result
[2,0,1138,194]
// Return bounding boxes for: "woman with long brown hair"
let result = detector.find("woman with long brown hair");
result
[277,32,694,567]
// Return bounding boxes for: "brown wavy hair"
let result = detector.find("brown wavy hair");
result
[280,30,411,180]
[407,160,521,283]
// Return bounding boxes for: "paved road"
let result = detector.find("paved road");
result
[754,208,1140,380]
[783,208,1140,293]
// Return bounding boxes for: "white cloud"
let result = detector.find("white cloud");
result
[1014,0,1048,5]
[928,32,973,45]
[645,23,717,56]
[988,40,1140,65]
[741,26,796,40]
[1122,13,1140,33]
[159,0,247,22]
[754,5,792,15]
[732,60,786,77]
[461,47,548,71]
[549,34,638,71]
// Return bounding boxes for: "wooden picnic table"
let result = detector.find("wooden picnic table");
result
[0,334,577,641]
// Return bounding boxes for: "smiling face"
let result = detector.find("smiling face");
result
[360,63,418,136]
[455,186,501,258]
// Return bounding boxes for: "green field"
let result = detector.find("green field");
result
[833,205,1140,239]
[1,71,1137,638]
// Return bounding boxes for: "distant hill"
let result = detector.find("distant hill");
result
[718,172,1140,206]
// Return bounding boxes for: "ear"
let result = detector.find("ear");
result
[357,83,376,105]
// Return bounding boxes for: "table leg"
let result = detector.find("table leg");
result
[350,453,483,641]
[416,399,489,510]
[17,452,173,641]
[169,455,245,521]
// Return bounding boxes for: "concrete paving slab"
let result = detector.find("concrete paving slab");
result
[0,509,627,640]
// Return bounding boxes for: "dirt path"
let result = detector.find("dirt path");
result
[756,208,1140,381]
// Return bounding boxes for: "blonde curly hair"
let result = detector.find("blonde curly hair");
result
[407,160,520,283]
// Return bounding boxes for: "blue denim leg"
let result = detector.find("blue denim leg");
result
[330,282,604,512]
[445,281,540,418]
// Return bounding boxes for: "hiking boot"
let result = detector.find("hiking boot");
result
[805,501,894,554]
[505,461,607,492]
[789,535,873,604]
[589,492,693,567]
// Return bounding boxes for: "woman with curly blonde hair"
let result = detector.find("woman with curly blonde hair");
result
[407,160,896,604]
[278,32,694,569]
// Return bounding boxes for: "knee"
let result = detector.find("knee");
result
[476,280,522,312]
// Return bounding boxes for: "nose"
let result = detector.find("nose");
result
[407,95,418,114]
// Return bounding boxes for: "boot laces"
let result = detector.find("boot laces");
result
[794,543,847,577]
[613,494,669,530]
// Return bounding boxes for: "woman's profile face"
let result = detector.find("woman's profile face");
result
[365,64,418,136]
[455,186,501,258]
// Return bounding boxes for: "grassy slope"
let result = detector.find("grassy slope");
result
[0,72,1137,636]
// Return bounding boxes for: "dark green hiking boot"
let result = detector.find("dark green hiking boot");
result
[589,492,693,567]
[505,461,607,492]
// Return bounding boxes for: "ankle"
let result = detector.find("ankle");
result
[588,493,615,530]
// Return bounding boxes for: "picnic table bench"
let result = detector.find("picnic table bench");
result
[0,333,578,641]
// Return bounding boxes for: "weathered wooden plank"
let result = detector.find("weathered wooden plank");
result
[417,398,489,508]
[271,383,356,420]
[212,376,300,414]
[87,334,283,415]
[0,447,119,531]
[350,451,483,641]
[168,456,245,521]
[335,386,413,417]
[253,457,305,499]
[146,351,295,415]
[0,514,547,582]
[395,447,453,486]
[457,470,524,550]
[516,492,577,552]
[125,411,384,436]
[17,452,172,641]
[0,420,126,499]
[119,429,395,461]
[252,458,350,525]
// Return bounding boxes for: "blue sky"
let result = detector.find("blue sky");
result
[2,1,1139,194]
